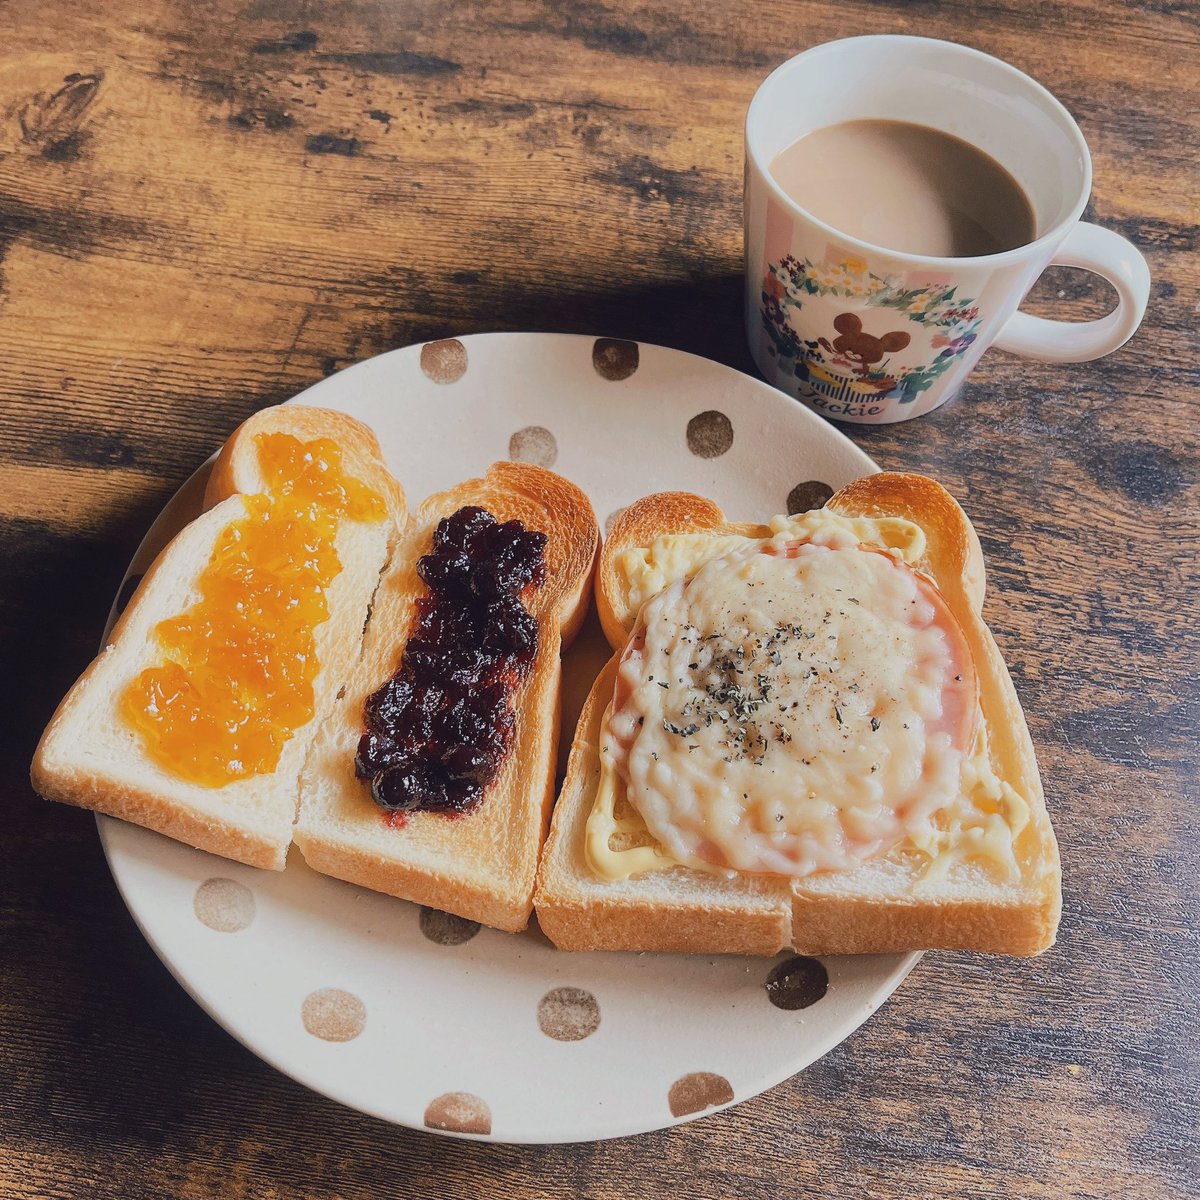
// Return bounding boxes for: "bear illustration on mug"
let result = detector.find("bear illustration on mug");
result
[759,254,990,413]
[820,313,911,379]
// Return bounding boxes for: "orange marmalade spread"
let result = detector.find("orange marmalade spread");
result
[122,432,386,787]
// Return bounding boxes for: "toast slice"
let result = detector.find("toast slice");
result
[31,406,404,869]
[294,462,599,931]
[535,473,1061,956]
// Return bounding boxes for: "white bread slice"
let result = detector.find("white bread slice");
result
[31,406,404,870]
[535,473,1061,957]
[294,462,599,932]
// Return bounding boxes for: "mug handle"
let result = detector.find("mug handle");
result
[992,223,1150,363]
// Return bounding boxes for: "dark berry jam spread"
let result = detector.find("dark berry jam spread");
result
[356,506,547,816]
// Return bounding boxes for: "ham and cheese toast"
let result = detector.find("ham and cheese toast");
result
[32,406,405,869]
[534,474,1061,957]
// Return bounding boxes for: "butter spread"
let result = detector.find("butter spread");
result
[586,725,678,880]
[615,509,927,615]
[586,513,1031,884]
[909,724,1032,884]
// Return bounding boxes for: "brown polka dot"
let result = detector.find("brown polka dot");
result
[765,955,829,1010]
[420,338,468,384]
[508,425,557,468]
[786,481,834,515]
[115,573,144,616]
[592,337,639,381]
[419,907,480,946]
[686,411,733,458]
[424,1092,491,1135]
[301,988,366,1042]
[193,878,255,933]
[537,987,600,1041]
[668,1072,734,1118]
[604,507,627,538]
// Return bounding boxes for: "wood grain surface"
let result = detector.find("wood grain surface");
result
[2,1,1197,1197]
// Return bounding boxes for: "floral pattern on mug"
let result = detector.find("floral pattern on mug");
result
[761,255,982,405]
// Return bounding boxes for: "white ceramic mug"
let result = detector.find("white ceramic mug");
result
[744,36,1151,424]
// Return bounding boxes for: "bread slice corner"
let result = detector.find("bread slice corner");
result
[205,403,406,525]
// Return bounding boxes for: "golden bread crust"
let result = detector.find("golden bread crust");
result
[204,404,406,526]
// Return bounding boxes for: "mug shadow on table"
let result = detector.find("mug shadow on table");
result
[332,269,760,384]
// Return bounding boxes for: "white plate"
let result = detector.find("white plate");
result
[97,332,919,1144]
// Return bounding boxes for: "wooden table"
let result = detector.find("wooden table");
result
[3,2,1196,1197]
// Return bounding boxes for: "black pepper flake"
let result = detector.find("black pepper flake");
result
[870,716,881,732]
[834,706,843,725]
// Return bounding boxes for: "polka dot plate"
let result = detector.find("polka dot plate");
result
[97,332,920,1144]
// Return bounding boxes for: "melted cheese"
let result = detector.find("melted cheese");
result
[586,715,681,880]
[613,535,971,875]
[588,705,1031,883]
[587,511,1030,884]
